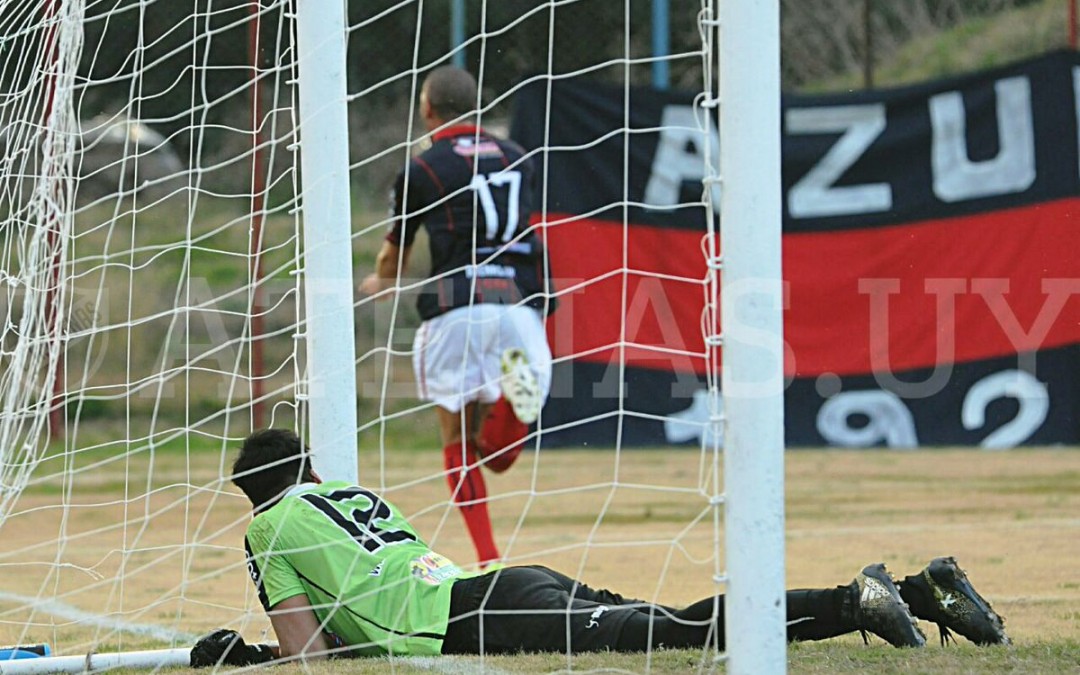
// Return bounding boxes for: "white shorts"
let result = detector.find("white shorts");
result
[412,304,553,413]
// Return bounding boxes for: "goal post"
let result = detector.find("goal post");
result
[293,0,359,484]
[0,648,192,675]
[715,0,788,672]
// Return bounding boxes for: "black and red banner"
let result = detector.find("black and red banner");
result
[510,50,1080,448]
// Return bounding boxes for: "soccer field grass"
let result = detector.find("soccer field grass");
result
[1,447,1077,672]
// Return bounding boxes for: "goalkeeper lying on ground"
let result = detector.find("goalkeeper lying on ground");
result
[191,429,1009,666]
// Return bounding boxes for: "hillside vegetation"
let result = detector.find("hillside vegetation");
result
[805,0,1070,91]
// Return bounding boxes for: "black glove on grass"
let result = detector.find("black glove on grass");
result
[190,629,274,668]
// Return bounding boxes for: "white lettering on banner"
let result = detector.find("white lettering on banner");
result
[814,369,1049,449]
[643,105,721,207]
[816,389,919,448]
[961,370,1049,449]
[930,76,1036,202]
[664,388,722,447]
[786,104,891,218]
[670,369,1050,448]
[784,75,1047,218]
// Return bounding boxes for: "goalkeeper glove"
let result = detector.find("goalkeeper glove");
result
[190,629,274,668]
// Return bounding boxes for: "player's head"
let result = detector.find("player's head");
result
[232,429,318,512]
[420,65,478,128]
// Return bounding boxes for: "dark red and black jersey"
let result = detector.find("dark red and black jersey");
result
[386,124,553,321]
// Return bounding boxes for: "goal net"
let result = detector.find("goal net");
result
[0,0,784,670]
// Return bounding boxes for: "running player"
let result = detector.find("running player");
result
[189,429,1010,666]
[359,66,553,567]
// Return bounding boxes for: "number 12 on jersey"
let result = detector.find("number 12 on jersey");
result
[470,170,522,243]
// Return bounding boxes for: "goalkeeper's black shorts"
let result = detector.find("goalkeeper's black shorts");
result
[441,564,694,654]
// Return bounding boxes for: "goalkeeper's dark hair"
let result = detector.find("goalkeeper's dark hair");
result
[423,65,478,121]
[232,429,316,511]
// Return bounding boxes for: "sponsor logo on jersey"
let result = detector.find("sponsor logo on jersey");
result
[465,263,517,279]
[452,138,503,158]
[585,605,610,629]
[369,562,384,577]
[410,552,463,585]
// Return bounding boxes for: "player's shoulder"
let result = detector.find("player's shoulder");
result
[399,152,434,180]
[399,146,453,191]
[246,507,279,543]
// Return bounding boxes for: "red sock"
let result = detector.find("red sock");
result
[477,397,528,473]
[443,441,500,565]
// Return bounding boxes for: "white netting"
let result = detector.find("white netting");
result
[0,0,741,668]
[1,0,305,653]
[0,0,82,519]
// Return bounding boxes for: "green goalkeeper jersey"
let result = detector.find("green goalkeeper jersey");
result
[244,481,473,656]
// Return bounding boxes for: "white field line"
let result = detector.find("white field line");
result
[0,595,520,670]
[400,656,513,675]
[0,591,197,644]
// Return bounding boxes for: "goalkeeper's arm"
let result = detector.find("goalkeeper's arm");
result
[191,595,346,667]
[265,594,333,660]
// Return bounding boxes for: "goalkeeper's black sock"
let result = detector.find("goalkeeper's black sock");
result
[613,587,852,652]
[785,586,852,641]
[663,589,850,645]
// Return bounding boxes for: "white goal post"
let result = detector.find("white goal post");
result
[713,0,788,672]
[292,0,358,484]
[0,0,785,671]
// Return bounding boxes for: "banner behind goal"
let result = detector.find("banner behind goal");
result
[0,1,784,671]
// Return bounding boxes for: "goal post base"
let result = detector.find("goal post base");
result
[0,648,190,675]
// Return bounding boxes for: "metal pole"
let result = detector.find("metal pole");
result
[451,0,466,68]
[1070,0,1078,49]
[0,648,192,675]
[43,0,65,440]
[863,0,874,89]
[248,1,266,430]
[294,0,359,483]
[719,0,786,671]
[652,0,670,90]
